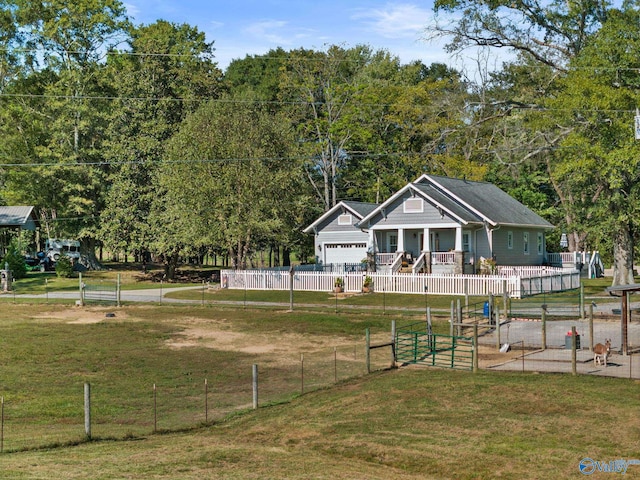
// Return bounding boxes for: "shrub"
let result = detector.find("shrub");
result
[1,239,27,280]
[55,255,74,278]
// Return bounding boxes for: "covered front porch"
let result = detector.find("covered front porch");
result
[370,226,476,275]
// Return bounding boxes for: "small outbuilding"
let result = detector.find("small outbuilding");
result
[0,206,39,255]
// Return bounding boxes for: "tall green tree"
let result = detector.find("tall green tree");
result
[0,0,130,261]
[431,0,640,284]
[544,8,640,285]
[100,20,222,262]
[156,97,303,274]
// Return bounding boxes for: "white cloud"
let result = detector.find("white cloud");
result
[123,2,141,21]
[352,3,431,39]
[243,20,292,45]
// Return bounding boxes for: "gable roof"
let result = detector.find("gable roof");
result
[0,206,38,230]
[303,200,378,233]
[359,175,553,229]
[423,175,553,228]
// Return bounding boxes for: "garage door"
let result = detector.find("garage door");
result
[324,243,367,265]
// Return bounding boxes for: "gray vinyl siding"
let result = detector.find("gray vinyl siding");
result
[493,227,545,266]
[317,210,361,233]
[474,229,491,260]
[368,193,459,227]
[314,210,369,258]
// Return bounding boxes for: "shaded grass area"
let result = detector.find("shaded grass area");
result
[2,368,639,479]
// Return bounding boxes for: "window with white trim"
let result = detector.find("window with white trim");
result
[507,231,513,250]
[338,214,352,225]
[537,232,543,255]
[403,198,423,213]
[523,232,530,255]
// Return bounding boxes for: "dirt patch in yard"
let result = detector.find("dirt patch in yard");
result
[477,344,526,368]
[33,307,127,324]
[164,317,359,357]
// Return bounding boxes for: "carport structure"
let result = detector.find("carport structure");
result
[605,283,640,356]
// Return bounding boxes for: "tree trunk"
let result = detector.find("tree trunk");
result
[80,238,104,270]
[612,225,635,286]
[164,251,180,280]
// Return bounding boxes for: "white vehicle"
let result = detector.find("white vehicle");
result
[45,238,81,261]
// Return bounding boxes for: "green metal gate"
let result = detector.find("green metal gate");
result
[395,322,473,370]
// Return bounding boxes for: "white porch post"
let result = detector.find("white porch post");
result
[397,228,405,253]
[423,227,432,274]
[423,227,430,251]
[455,226,463,251]
[368,229,376,252]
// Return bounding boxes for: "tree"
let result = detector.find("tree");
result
[156,97,303,274]
[543,9,640,285]
[430,0,640,285]
[280,45,371,210]
[100,20,222,262]
[0,0,131,264]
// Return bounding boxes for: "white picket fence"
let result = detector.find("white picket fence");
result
[221,269,581,299]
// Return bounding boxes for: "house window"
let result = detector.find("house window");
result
[523,232,530,255]
[389,234,398,252]
[537,232,543,255]
[403,198,423,213]
[462,232,471,252]
[338,214,352,226]
[507,231,513,250]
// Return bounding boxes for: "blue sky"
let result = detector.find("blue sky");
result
[122,1,454,71]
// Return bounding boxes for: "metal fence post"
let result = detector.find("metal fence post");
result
[365,328,371,374]
[589,303,594,352]
[391,320,397,367]
[473,325,478,373]
[541,307,547,350]
[571,326,577,376]
[495,305,501,351]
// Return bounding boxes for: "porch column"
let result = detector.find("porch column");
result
[455,226,463,251]
[367,229,376,272]
[423,227,432,274]
[397,228,405,253]
[454,226,463,274]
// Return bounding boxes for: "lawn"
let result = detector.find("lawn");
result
[0,298,638,479]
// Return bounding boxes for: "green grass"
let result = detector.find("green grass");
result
[1,365,638,479]
[0,298,637,478]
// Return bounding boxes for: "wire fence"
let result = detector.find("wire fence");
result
[0,339,394,453]
[466,315,640,379]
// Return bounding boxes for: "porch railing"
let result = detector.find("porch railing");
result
[390,254,404,273]
[375,253,396,265]
[432,252,456,265]
[412,252,427,274]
